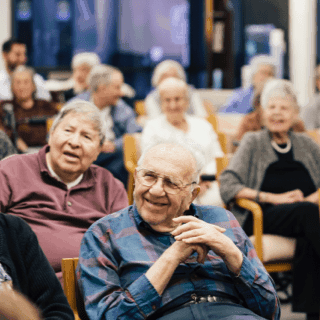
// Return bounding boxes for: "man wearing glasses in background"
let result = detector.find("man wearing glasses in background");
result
[77,142,280,320]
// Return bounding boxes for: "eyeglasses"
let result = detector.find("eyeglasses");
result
[136,168,196,195]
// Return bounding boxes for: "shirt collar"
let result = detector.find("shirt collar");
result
[38,145,94,189]
[46,160,83,189]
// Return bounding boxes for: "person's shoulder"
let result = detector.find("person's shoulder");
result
[293,131,320,147]
[0,152,37,170]
[144,115,164,127]
[241,130,263,143]
[0,213,33,236]
[87,206,132,234]
[195,205,240,226]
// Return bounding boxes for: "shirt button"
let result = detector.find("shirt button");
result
[67,201,72,207]
[152,305,157,310]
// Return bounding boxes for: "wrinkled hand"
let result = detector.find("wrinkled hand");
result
[168,239,208,265]
[101,140,116,153]
[269,189,304,205]
[171,216,243,274]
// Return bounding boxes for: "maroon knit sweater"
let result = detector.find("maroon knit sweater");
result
[0,146,128,279]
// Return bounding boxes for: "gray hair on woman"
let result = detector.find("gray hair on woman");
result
[50,100,107,145]
[260,79,299,111]
[151,60,187,87]
[11,65,35,85]
[88,64,121,93]
[250,55,276,78]
[71,52,101,70]
[138,139,205,184]
[158,77,188,96]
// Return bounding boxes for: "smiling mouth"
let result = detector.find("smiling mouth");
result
[145,198,167,207]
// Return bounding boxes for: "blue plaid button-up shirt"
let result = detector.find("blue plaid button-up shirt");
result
[77,204,280,320]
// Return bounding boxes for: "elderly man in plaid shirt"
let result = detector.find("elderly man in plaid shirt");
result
[77,142,280,320]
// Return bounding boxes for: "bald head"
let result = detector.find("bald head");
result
[139,143,198,183]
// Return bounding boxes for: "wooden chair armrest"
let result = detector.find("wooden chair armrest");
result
[235,198,263,261]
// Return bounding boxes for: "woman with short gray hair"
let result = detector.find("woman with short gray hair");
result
[145,59,207,119]
[220,78,320,319]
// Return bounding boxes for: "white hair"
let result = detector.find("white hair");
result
[260,79,299,111]
[71,52,101,69]
[249,54,276,79]
[138,140,205,184]
[11,65,35,85]
[151,60,186,87]
[88,64,121,92]
[50,100,107,145]
[158,77,188,96]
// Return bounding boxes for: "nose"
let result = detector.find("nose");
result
[149,177,166,196]
[68,133,80,147]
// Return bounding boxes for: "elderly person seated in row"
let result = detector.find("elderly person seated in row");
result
[0,66,58,153]
[220,55,275,114]
[77,142,280,320]
[73,64,142,185]
[235,81,305,142]
[0,38,51,101]
[0,213,73,319]
[142,77,224,206]
[220,79,320,320]
[0,100,128,281]
[145,59,208,119]
[64,52,101,102]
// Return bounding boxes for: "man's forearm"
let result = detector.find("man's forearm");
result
[145,247,179,295]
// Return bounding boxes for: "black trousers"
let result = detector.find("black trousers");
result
[243,202,320,313]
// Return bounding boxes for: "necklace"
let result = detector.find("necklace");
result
[271,139,292,153]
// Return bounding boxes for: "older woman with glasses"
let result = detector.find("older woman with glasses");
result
[219,79,320,320]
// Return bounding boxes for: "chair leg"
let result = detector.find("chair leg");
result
[270,271,293,304]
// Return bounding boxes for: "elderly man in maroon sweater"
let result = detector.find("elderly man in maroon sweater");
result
[0,100,128,281]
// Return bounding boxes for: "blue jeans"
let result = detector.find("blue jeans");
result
[157,302,267,320]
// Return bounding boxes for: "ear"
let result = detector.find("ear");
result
[191,185,200,202]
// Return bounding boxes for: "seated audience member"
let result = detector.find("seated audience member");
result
[236,84,305,142]
[0,66,58,153]
[302,64,320,129]
[0,38,51,101]
[220,55,275,114]
[77,142,280,320]
[0,100,128,281]
[141,77,224,206]
[0,213,73,319]
[73,64,142,185]
[219,79,320,319]
[0,130,16,160]
[145,59,207,119]
[64,52,101,102]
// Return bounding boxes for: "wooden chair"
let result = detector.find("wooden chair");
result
[206,113,219,132]
[123,133,141,205]
[134,100,146,116]
[62,258,89,320]
[235,198,296,273]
